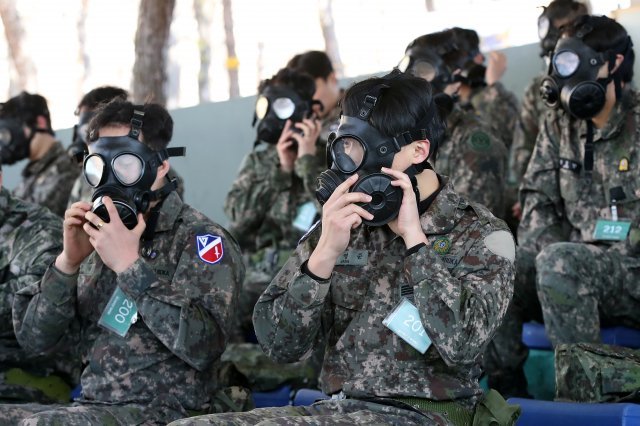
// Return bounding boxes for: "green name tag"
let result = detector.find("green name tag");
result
[335,250,368,266]
[98,287,138,337]
[593,219,631,241]
[293,201,318,232]
[383,298,432,354]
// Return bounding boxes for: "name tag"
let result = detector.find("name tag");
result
[98,287,138,337]
[293,201,318,232]
[593,219,631,241]
[335,250,368,266]
[383,298,432,354]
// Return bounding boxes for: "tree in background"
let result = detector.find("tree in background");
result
[317,0,343,78]
[193,0,213,103]
[222,0,239,98]
[132,0,176,105]
[77,0,90,100]
[0,0,37,94]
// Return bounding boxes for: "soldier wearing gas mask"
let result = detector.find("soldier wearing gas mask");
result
[66,86,185,208]
[224,68,323,342]
[486,15,640,399]
[0,100,246,425]
[508,0,588,222]
[175,71,517,426]
[0,92,79,216]
[398,31,508,219]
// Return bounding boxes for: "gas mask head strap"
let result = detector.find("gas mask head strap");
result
[128,109,145,140]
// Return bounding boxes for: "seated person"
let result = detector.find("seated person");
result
[486,15,639,398]
[172,70,517,426]
[0,100,245,425]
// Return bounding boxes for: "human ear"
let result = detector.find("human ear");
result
[413,140,431,164]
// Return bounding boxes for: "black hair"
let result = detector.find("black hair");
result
[451,27,480,55]
[543,0,589,24]
[287,51,334,80]
[407,31,457,56]
[87,100,173,151]
[568,15,635,83]
[0,91,52,130]
[258,67,316,101]
[341,71,449,165]
[76,86,129,114]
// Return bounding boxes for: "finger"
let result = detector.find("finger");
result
[294,121,311,134]
[283,119,292,133]
[289,132,304,145]
[64,217,84,227]
[278,130,295,146]
[346,213,363,230]
[66,205,92,220]
[68,201,92,213]
[381,167,411,182]
[334,191,373,208]
[330,174,360,199]
[103,197,125,227]
[83,222,100,239]
[84,211,105,228]
[337,204,374,221]
[132,213,147,237]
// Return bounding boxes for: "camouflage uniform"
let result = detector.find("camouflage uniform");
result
[12,141,80,217]
[0,191,245,425]
[469,82,520,150]
[486,89,640,395]
[0,187,81,403]
[435,105,508,218]
[182,177,516,425]
[67,166,186,208]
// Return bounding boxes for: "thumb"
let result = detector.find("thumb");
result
[133,213,147,237]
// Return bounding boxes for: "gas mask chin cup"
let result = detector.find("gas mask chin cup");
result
[91,191,140,230]
[353,173,402,226]
[561,81,607,120]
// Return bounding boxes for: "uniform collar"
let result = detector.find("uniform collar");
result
[22,141,65,177]
[419,176,466,236]
[154,191,183,233]
[592,87,634,141]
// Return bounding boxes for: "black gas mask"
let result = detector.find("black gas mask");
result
[538,13,562,58]
[68,110,95,163]
[0,118,52,165]
[539,34,629,119]
[253,86,317,144]
[398,46,455,94]
[316,82,433,226]
[83,111,185,229]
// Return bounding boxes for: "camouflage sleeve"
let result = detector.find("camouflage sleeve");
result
[518,117,567,250]
[294,152,324,198]
[224,151,292,248]
[66,175,85,208]
[0,223,62,338]
[406,231,515,366]
[471,83,519,149]
[12,265,79,355]
[116,227,244,371]
[509,78,543,187]
[36,163,80,217]
[253,236,331,364]
[448,130,507,217]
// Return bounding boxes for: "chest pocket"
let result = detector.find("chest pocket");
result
[330,266,369,311]
[559,166,586,203]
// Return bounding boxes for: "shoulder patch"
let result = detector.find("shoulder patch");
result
[196,234,224,264]
[468,131,491,151]
[484,230,515,263]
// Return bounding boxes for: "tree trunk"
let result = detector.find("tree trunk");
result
[425,0,435,12]
[77,0,90,99]
[317,0,343,78]
[132,0,176,105]
[0,0,36,94]
[222,0,239,98]
[193,0,213,103]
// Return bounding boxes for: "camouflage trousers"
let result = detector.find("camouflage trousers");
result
[168,398,451,426]
[484,246,540,396]
[536,242,640,345]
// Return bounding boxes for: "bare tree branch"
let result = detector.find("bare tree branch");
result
[193,0,213,103]
[0,0,36,94]
[222,0,240,98]
[317,0,343,78]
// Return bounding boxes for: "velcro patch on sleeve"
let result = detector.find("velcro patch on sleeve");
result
[484,230,515,263]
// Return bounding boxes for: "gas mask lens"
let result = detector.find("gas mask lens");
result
[113,153,144,186]
[84,155,105,187]
[413,61,437,82]
[0,128,12,146]
[397,55,411,72]
[553,51,580,77]
[538,16,550,40]
[255,96,269,120]
[332,136,365,173]
[272,97,296,119]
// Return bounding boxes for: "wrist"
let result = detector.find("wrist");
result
[308,242,340,279]
[402,229,428,250]
[113,254,140,275]
[55,253,80,275]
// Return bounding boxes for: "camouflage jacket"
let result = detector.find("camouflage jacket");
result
[67,166,186,208]
[0,187,62,365]
[12,191,244,411]
[469,82,520,150]
[519,88,640,256]
[509,74,549,188]
[254,178,515,409]
[435,105,508,218]
[224,143,325,255]
[12,141,80,217]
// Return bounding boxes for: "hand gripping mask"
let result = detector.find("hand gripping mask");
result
[252,85,320,144]
[83,110,186,229]
[316,77,434,226]
[540,27,632,119]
